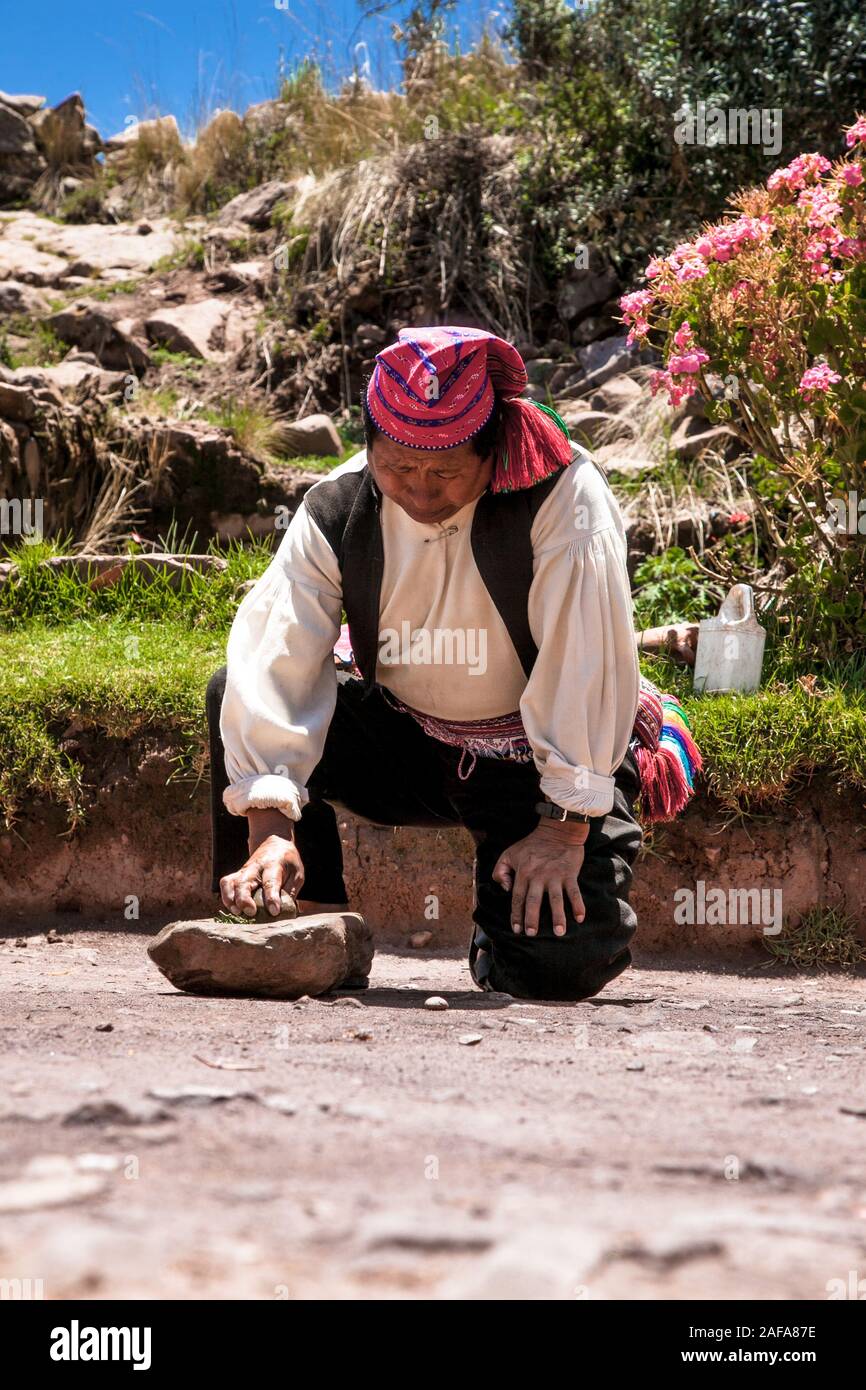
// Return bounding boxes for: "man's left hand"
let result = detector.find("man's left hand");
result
[492,822,590,937]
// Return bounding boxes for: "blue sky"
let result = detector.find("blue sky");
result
[0,0,504,138]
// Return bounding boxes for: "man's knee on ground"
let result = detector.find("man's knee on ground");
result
[487,932,633,1002]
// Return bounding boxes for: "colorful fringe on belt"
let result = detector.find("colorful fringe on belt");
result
[629,675,702,824]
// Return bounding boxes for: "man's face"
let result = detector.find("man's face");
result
[367,434,493,524]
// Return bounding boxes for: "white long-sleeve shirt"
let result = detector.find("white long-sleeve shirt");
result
[220,444,640,819]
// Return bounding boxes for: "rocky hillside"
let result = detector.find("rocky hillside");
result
[0,84,748,566]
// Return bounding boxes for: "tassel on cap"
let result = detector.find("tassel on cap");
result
[491,398,574,493]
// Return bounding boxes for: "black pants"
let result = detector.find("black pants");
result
[206,668,643,1002]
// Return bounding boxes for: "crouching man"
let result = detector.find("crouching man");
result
[208,326,645,1001]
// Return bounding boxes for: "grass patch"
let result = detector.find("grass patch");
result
[0,537,271,824]
[2,537,866,828]
[0,538,270,630]
[270,453,340,474]
[0,320,67,369]
[148,345,202,370]
[640,646,866,813]
[201,397,344,471]
[763,906,866,971]
[0,618,225,826]
[150,239,206,275]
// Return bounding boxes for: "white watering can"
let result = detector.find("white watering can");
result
[693,583,766,694]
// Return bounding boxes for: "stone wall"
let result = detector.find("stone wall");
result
[2,746,864,957]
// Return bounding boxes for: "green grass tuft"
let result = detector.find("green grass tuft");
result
[763,906,866,971]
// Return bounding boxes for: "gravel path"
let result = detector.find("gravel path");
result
[1,924,864,1300]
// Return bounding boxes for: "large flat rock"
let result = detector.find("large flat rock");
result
[144,299,229,360]
[0,211,195,285]
[147,912,374,998]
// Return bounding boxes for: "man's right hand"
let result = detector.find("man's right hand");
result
[219,809,305,918]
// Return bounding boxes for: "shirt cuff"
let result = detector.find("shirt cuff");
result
[222,774,309,820]
[539,753,616,818]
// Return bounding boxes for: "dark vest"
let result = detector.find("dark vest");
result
[304,465,565,697]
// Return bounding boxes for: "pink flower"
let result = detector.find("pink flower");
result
[668,349,710,375]
[797,185,843,228]
[840,162,864,186]
[675,260,709,283]
[619,289,655,343]
[672,322,695,350]
[798,363,841,400]
[845,117,866,149]
[620,290,654,314]
[685,216,772,267]
[768,152,832,192]
[650,370,698,409]
[804,227,844,260]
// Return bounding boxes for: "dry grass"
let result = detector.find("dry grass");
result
[285,131,532,350]
[174,110,250,214]
[202,396,303,465]
[76,453,149,553]
[31,106,98,212]
[108,117,187,215]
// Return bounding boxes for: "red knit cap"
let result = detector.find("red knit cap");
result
[366,326,573,492]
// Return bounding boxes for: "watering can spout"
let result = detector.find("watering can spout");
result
[718,582,757,626]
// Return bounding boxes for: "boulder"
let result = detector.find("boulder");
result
[555,400,594,433]
[0,279,49,316]
[594,443,658,478]
[568,334,655,393]
[0,210,187,282]
[242,100,292,138]
[0,419,21,477]
[547,362,583,395]
[103,114,181,154]
[118,415,320,538]
[540,338,571,357]
[0,102,40,159]
[669,419,741,460]
[23,437,40,490]
[5,360,127,396]
[556,248,620,324]
[31,93,101,164]
[590,373,643,413]
[525,357,558,387]
[277,413,342,458]
[564,410,632,448]
[205,261,267,294]
[216,180,294,229]
[145,299,228,360]
[0,92,46,118]
[46,302,150,374]
[0,382,36,423]
[0,102,45,201]
[578,333,634,379]
[147,911,374,998]
[574,312,620,345]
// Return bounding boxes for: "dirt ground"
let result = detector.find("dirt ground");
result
[1,922,865,1302]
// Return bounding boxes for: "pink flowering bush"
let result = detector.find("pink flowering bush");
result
[621,116,866,657]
